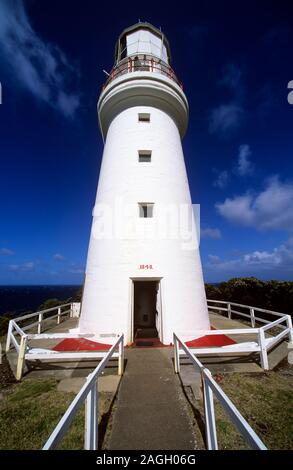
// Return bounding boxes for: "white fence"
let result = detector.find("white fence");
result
[43,335,124,450]
[183,299,293,370]
[207,299,290,328]
[6,302,74,346]
[173,333,267,450]
[5,302,120,380]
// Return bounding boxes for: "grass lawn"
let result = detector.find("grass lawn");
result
[0,375,113,450]
[191,363,293,450]
[0,378,85,449]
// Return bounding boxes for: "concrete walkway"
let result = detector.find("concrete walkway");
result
[107,348,196,450]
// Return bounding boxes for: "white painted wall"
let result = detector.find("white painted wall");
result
[79,105,210,344]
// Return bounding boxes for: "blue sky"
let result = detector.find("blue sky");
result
[0,0,293,285]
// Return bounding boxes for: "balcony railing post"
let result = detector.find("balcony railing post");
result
[227,303,232,320]
[203,370,218,450]
[85,380,98,450]
[174,335,180,373]
[118,337,124,376]
[286,314,293,343]
[5,320,13,352]
[250,308,255,328]
[258,328,269,370]
[16,334,28,381]
[38,312,43,334]
[57,307,61,325]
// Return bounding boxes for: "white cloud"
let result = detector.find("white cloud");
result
[206,238,293,277]
[216,176,293,231]
[213,144,253,190]
[9,261,35,271]
[213,170,229,189]
[208,254,222,264]
[0,0,80,117]
[53,253,65,261]
[235,144,253,176]
[209,104,244,136]
[201,228,222,239]
[0,248,14,256]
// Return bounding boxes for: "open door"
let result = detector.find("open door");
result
[133,280,159,344]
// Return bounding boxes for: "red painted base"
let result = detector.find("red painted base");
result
[53,327,236,352]
[185,327,236,348]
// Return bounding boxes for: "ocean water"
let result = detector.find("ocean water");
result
[0,285,81,316]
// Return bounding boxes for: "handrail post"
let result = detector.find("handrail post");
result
[5,320,13,352]
[84,380,98,450]
[16,334,28,381]
[57,307,61,325]
[286,314,293,343]
[227,303,231,320]
[70,303,73,318]
[174,334,180,373]
[250,308,255,328]
[258,328,269,370]
[202,370,218,450]
[118,336,124,376]
[38,312,43,334]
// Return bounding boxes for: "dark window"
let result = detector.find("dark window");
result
[120,36,127,59]
[138,113,150,122]
[139,203,154,218]
[138,150,152,162]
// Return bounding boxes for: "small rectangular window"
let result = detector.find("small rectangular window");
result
[139,203,154,218]
[138,113,150,122]
[138,150,152,162]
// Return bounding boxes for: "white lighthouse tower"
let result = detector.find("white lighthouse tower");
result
[79,22,210,345]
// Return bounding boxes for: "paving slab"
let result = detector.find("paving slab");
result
[179,366,202,400]
[107,348,196,450]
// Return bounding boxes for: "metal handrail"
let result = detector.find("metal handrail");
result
[103,54,183,90]
[173,333,267,450]
[43,334,124,450]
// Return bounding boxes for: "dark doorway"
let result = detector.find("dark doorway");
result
[133,281,158,345]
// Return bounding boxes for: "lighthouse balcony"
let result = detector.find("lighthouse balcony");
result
[98,55,189,139]
[103,54,183,90]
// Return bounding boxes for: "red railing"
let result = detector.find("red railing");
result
[103,54,183,90]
